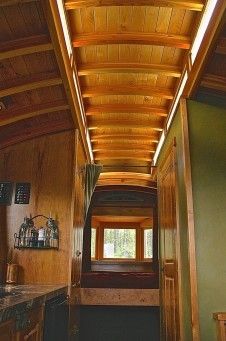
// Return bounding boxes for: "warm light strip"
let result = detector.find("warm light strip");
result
[152,131,165,166]
[56,0,73,58]
[191,0,218,64]
[72,70,86,127]
[152,0,218,166]
[86,129,94,159]
[56,0,93,161]
[166,71,188,131]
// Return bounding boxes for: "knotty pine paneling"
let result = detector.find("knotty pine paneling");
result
[0,131,77,284]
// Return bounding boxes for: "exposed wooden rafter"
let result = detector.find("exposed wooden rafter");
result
[92,140,157,145]
[65,0,204,11]
[94,149,154,155]
[88,121,163,131]
[0,73,62,98]
[0,100,69,127]
[86,104,168,117]
[91,135,159,143]
[78,63,181,78]
[73,32,191,49]
[0,0,38,6]
[92,144,156,152]
[0,114,73,150]
[95,155,152,162]
[0,35,53,61]
[82,85,174,99]
[200,74,226,92]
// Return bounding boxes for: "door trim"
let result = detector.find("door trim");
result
[180,98,200,341]
[158,140,183,340]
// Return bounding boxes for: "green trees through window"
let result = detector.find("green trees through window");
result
[91,227,153,261]
[104,229,136,258]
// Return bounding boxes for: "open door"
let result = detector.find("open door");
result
[158,143,182,341]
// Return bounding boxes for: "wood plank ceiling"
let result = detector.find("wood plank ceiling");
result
[1,0,224,188]
[0,1,74,149]
[65,0,205,186]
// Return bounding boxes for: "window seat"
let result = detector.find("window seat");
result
[81,271,159,289]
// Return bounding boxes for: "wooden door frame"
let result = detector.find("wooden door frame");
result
[158,139,183,341]
[180,98,200,341]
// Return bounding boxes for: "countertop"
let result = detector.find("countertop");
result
[0,284,68,324]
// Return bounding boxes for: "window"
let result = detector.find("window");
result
[91,226,153,262]
[104,229,136,259]
[144,229,153,259]
[91,228,96,259]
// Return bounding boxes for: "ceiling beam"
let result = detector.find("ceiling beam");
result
[0,100,69,127]
[0,115,73,150]
[97,178,154,188]
[93,140,157,146]
[65,0,204,11]
[0,0,38,6]
[95,155,152,162]
[94,149,154,155]
[91,134,159,142]
[88,121,163,131]
[0,73,62,98]
[200,74,226,92]
[82,85,174,99]
[78,63,181,78]
[99,172,153,180]
[92,144,156,152]
[0,35,53,61]
[86,104,168,117]
[73,32,191,49]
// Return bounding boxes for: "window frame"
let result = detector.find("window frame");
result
[91,224,153,262]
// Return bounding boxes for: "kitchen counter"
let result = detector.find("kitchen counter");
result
[0,284,67,324]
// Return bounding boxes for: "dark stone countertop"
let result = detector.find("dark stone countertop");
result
[0,284,68,324]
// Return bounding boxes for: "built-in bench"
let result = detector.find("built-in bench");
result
[81,271,159,289]
[79,288,159,306]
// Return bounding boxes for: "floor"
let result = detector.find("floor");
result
[79,305,160,341]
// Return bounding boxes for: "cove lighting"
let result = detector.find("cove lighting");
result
[152,131,165,166]
[191,0,218,64]
[152,0,218,166]
[56,0,93,162]
[86,130,94,161]
[56,0,73,59]
[166,71,188,131]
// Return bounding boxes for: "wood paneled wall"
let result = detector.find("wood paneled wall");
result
[0,130,76,284]
[71,133,86,287]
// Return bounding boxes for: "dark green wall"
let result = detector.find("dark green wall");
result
[188,100,226,340]
[157,110,192,341]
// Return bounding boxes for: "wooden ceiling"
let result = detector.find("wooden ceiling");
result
[65,0,204,186]
[0,0,225,188]
[0,1,74,149]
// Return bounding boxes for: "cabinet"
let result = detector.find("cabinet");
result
[15,306,44,341]
[0,306,44,341]
[0,319,15,341]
